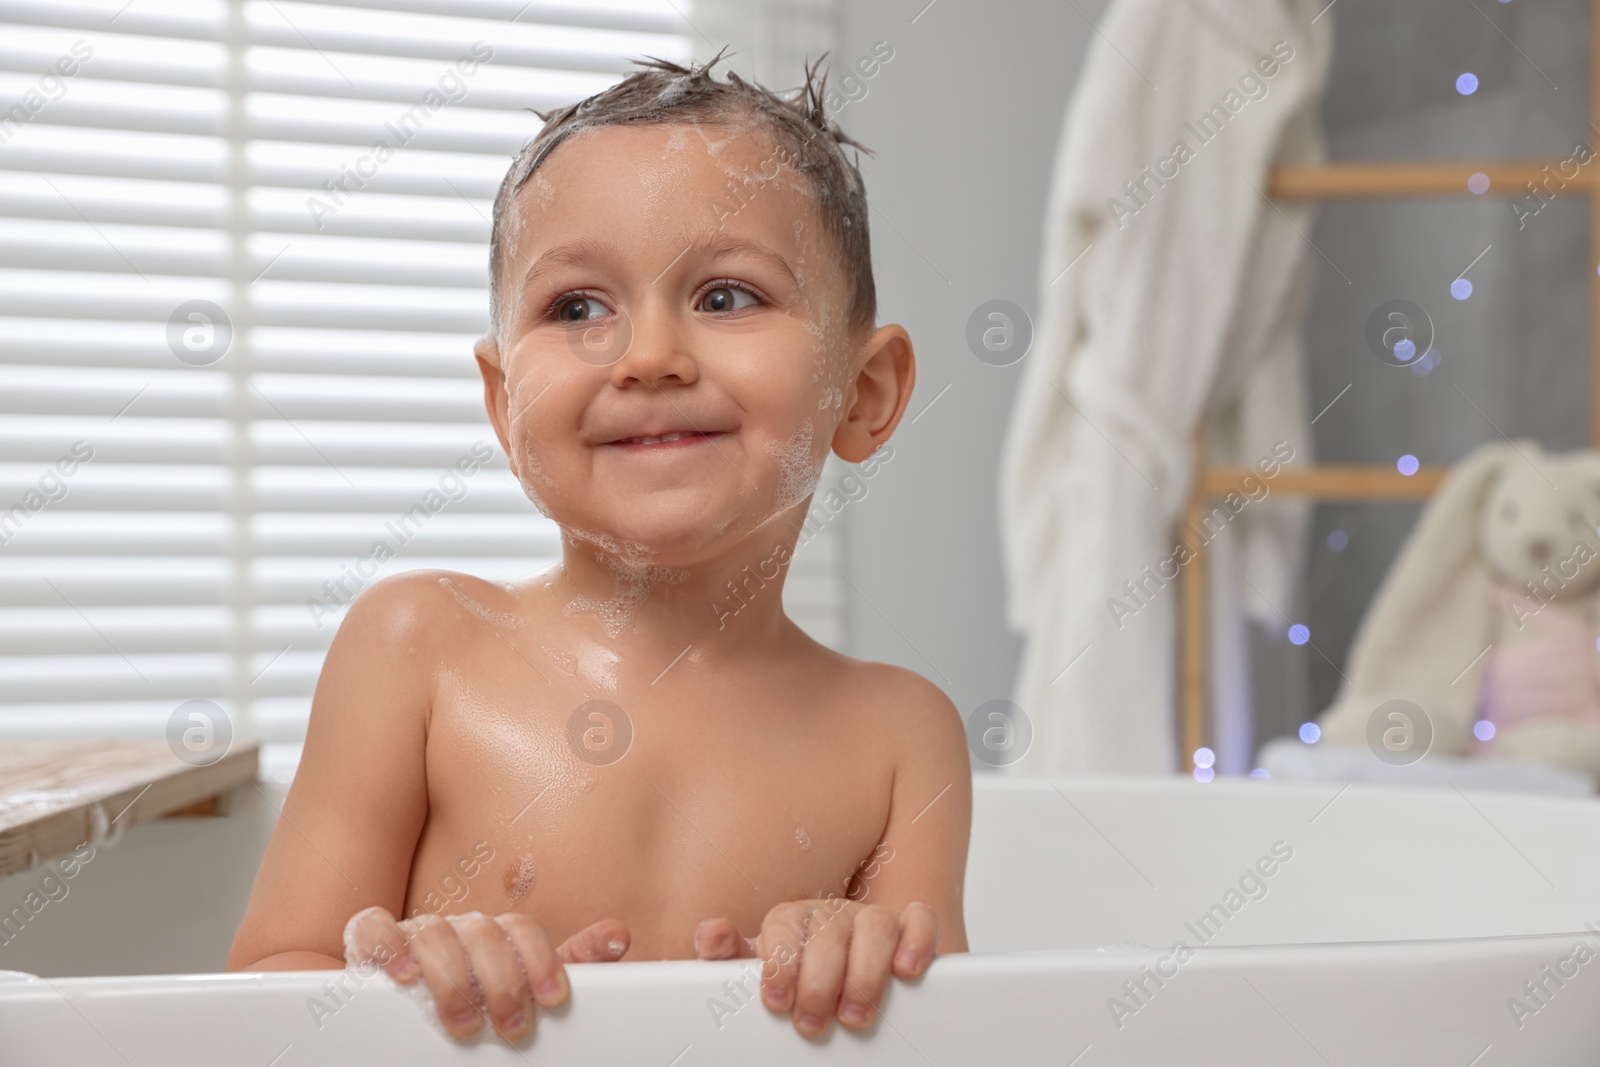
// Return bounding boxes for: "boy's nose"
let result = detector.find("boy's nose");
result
[606,307,699,386]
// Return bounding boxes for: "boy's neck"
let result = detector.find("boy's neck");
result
[553,507,811,657]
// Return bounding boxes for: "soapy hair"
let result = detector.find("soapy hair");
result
[487,49,876,341]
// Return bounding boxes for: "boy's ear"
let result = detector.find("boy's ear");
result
[474,334,516,462]
[832,324,915,463]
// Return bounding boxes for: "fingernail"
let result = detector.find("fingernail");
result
[502,1011,526,1034]
[536,978,562,1004]
[763,985,787,1010]
[448,1007,478,1031]
[797,1011,825,1033]
[840,1003,870,1025]
[394,955,418,981]
[895,948,918,970]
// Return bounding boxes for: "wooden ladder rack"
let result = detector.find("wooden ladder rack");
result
[1178,4,1600,768]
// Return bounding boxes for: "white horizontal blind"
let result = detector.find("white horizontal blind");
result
[0,0,846,744]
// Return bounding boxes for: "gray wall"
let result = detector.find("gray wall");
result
[830,1,1104,717]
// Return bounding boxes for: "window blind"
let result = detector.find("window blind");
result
[0,0,847,745]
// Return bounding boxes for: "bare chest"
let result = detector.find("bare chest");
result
[402,667,891,958]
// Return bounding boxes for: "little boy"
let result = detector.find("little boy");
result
[227,54,972,1045]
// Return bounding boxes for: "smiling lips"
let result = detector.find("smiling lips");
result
[605,429,727,451]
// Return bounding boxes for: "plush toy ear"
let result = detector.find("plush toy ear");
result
[1316,440,1527,756]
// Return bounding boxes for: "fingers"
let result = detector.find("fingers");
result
[454,914,535,1042]
[892,902,940,980]
[555,918,630,963]
[345,905,418,983]
[759,901,814,1018]
[791,909,850,1038]
[407,915,485,1039]
[694,918,756,960]
[837,905,899,1030]
[497,913,569,1010]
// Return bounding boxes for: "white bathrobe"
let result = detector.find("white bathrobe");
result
[999,0,1331,774]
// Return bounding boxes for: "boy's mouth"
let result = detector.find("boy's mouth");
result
[604,429,728,451]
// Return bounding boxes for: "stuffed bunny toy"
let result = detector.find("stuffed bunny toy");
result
[1317,440,1600,781]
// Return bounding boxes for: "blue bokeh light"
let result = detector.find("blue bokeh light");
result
[1299,722,1321,744]
[1288,624,1310,645]
[1327,529,1349,552]
[1456,72,1479,95]
[1193,766,1215,783]
[1194,746,1216,769]
[1467,172,1490,194]
[1451,278,1473,301]
[1249,768,1271,779]
[1397,454,1420,476]
[1474,720,1496,741]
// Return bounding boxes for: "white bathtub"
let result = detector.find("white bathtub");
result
[2,767,1598,1064]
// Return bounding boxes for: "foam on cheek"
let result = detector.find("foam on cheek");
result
[790,221,853,418]
[503,379,556,517]
[764,418,825,511]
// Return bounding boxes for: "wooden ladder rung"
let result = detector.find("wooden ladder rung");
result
[1269,160,1595,199]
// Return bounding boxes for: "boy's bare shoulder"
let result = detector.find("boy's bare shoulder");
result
[813,647,966,753]
[335,568,525,653]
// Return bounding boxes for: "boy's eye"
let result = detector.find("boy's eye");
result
[697,285,757,313]
[554,296,608,321]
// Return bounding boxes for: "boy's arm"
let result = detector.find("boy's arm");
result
[841,667,971,954]
[226,574,434,972]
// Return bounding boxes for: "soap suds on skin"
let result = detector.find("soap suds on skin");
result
[542,644,578,675]
[577,642,620,691]
[440,577,525,629]
[561,529,688,638]
[504,855,536,903]
[344,908,498,1042]
[764,418,825,511]
[503,379,557,517]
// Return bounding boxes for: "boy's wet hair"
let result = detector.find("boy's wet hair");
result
[488,50,876,341]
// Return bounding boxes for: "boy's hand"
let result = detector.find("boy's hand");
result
[346,906,630,1042]
[693,900,940,1038]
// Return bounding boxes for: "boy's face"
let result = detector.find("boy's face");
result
[484,122,856,562]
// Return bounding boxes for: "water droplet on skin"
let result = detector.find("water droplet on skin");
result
[579,777,596,793]
[504,854,536,903]
[795,826,812,851]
